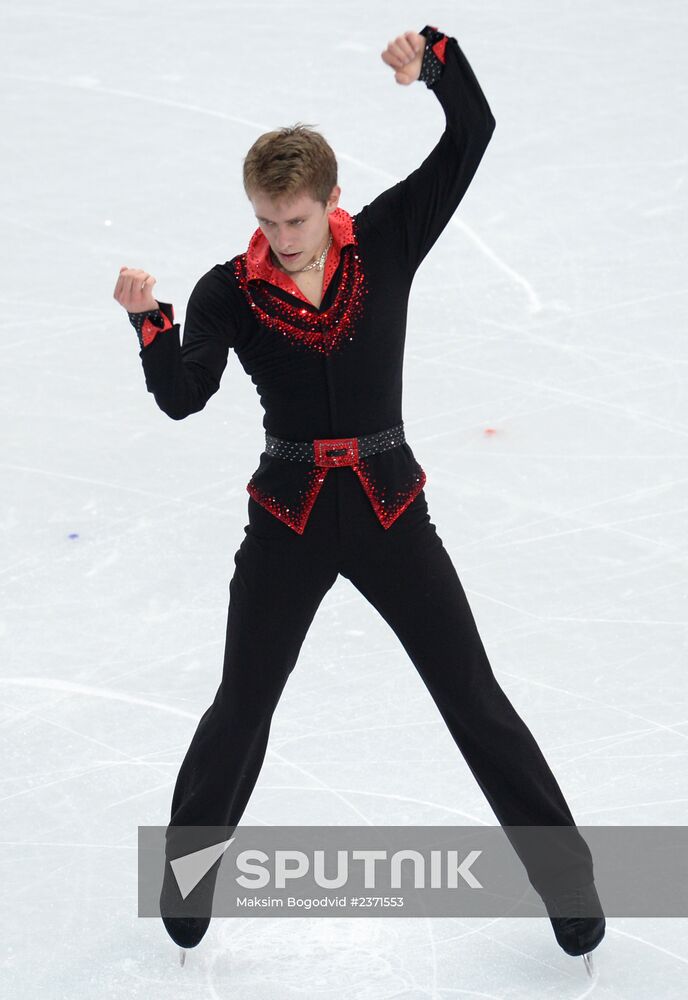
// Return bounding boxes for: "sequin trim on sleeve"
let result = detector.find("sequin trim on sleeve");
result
[128,302,175,349]
[418,25,448,88]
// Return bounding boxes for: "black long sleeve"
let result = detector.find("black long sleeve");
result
[136,269,237,420]
[357,25,496,278]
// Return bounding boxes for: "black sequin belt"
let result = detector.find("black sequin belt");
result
[265,422,406,467]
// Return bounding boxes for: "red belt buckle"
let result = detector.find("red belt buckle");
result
[313,436,359,467]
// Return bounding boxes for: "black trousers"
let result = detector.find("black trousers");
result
[165,463,594,896]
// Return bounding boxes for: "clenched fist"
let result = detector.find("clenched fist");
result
[113,266,159,313]
[380,31,426,85]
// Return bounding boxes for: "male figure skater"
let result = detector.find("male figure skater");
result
[114,24,605,974]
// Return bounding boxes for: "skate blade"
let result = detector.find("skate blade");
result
[179,947,186,967]
[582,952,594,978]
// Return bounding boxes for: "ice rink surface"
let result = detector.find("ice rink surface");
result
[1,0,687,996]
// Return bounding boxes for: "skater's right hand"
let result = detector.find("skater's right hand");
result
[114,266,160,313]
[381,31,425,85]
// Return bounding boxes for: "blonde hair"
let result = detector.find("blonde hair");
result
[242,122,338,208]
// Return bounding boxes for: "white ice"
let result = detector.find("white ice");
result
[1,0,687,997]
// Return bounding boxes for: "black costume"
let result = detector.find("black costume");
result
[130,25,596,900]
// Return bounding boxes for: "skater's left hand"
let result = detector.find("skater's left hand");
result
[380,31,426,85]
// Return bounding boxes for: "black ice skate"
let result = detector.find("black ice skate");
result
[159,852,221,965]
[541,881,605,977]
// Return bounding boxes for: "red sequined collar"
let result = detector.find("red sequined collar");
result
[245,206,356,305]
[233,206,367,354]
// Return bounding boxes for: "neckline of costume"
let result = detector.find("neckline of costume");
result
[245,206,357,309]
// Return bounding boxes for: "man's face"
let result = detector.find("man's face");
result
[251,186,341,271]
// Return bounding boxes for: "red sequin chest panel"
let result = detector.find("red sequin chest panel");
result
[232,228,369,357]
[246,445,427,536]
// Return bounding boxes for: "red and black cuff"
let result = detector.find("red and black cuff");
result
[127,300,175,349]
[418,25,448,88]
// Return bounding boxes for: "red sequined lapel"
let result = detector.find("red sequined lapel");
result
[232,207,369,355]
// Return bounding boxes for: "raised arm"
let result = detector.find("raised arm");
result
[124,267,237,420]
[357,24,496,277]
